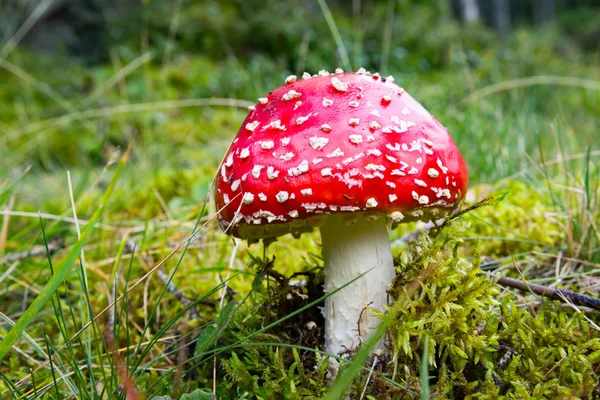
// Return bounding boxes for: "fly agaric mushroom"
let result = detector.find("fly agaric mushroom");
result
[215,69,468,360]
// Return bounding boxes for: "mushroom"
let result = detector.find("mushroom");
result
[214,70,468,362]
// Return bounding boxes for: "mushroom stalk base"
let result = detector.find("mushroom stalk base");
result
[320,214,395,359]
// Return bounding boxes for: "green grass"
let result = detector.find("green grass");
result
[1,1,600,398]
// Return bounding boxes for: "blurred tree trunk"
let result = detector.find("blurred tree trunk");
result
[450,0,565,32]
[532,0,557,25]
[450,0,480,23]
[0,0,135,62]
[490,0,511,34]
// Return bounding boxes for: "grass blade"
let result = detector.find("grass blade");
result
[0,145,130,362]
[421,336,430,400]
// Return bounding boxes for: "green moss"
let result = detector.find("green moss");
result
[383,219,600,399]
[461,181,563,257]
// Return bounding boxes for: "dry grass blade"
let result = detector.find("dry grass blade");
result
[4,98,254,142]
[13,200,233,391]
[1,0,54,58]
[464,75,600,103]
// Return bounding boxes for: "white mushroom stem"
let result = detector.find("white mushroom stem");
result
[320,214,395,360]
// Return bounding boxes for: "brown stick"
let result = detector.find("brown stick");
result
[0,237,64,264]
[489,273,600,311]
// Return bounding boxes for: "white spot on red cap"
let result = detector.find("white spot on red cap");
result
[389,211,404,221]
[370,110,381,117]
[278,152,295,161]
[412,191,429,205]
[280,137,290,146]
[288,160,309,176]
[331,77,348,92]
[258,97,268,105]
[428,168,439,178]
[302,72,312,79]
[389,194,397,202]
[296,113,312,125]
[366,198,378,208]
[231,180,241,192]
[312,157,324,164]
[382,95,392,104]
[285,75,297,84]
[322,98,333,107]
[356,67,367,74]
[318,70,330,76]
[321,124,332,132]
[294,101,303,110]
[264,120,286,131]
[349,101,360,108]
[282,90,301,101]
[289,210,299,218]
[437,158,449,174]
[326,148,344,158]
[416,157,423,164]
[349,134,363,144]
[414,179,427,187]
[246,121,259,132]
[386,181,396,188]
[258,193,267,201]
[321,168,333,177]
[385,155,397,163]
[248,105,256,111]
[348,118,360,126]
[239,148,250,159]
[401,107,411,115]
[342,152,364,165]
[225,153,234,167]
[260,140,274,149]
[267,166,280,180]
[367,149,382,156]
[432,188,452,199]
[301,188,312,196]
[276,191,289,203]
[365,164,385,171]
[391,169,406,176]
[369,121,381,130]
[335,68,344,74]
[309,136,329,150]
[242,192,255,205]
[366,135,375,142]
[252,165,264,178]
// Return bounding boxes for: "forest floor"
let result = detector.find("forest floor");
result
[1,6,600,399]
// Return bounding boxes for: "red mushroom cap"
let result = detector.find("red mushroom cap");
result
[215,70,468,239]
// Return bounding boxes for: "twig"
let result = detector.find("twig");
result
[391,220,438,248]
[359,355,378,400]
[0,237,64,264]
[489,273,600,311]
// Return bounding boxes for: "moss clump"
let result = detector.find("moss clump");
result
[461,181,563,257]
[382,219,600,399]
[386,220,501,398]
